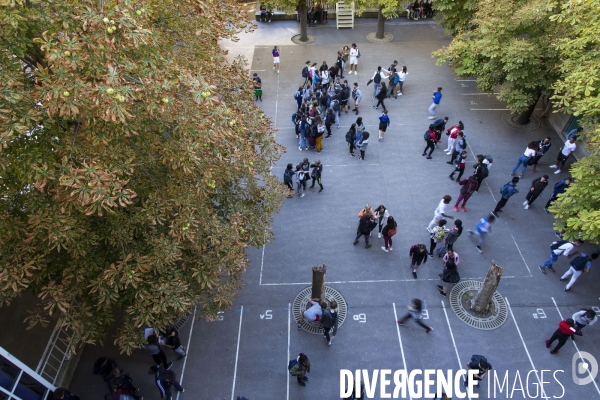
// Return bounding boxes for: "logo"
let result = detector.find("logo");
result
[572,351,598,385]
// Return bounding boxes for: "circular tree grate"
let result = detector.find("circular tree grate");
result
[449,280,508,330]
[172,315,189,331]
[501,113,541,131]
[292,286,348,334]
[291,34,317,45]
[366,32,393,43]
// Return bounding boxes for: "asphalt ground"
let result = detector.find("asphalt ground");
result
[56,17,600,400]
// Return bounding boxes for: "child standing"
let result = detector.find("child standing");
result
[409,244,428,279]
[378,110,391,140]
[309,160,324,192]
[357,132,370,160]
[381,216,397,252]
[429,219,447,257]
[283,163,295,197]
[374,205,389,238]
[295,165,307,197]
[445,219,463,251]
[272,46,280,73]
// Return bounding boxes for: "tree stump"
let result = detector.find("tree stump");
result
[311,264,326,301]
[470,261,503,313]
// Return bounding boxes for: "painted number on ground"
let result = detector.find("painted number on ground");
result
[533,309,546,319]
[593,307,600,314]
[260,310,272,320]
[216,311,224,321]
[461,84,468,88]
[353,314,366,323]
[422,310,429,320]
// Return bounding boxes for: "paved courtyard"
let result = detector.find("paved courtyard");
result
[62,18,600,400]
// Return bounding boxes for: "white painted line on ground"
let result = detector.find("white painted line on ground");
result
[441,300,472,400]
[250,69,266,72]
[176,306,197,400]
[506,298,547,399]
[287,303,291,400]
[461,93,500,95]
[392,303,413,400]
[259,244,265,285]
[274,69,280,126]
[231,305,244,400]
[259,276,520,286]
[551,297,600,395]
[456,79,477,81]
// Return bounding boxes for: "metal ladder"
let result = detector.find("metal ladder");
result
[336,1,354,29]
[36,321,75,386]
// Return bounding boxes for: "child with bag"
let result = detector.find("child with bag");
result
[381,216,397,252]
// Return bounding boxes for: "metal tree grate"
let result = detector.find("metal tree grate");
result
[501,113,541,131]
[292,286,347,334]
[173,316,189,331]
[449,280,508,330]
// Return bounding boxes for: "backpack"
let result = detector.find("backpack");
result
[351,89,357,100]
[393,74,400,85]
[388,226,397,237]
[288,359,299,375]
[331,99,340,111]
[571,255,590,271]
[374,72,381,84]
[424,130,432,141]
[357,49,361,58]
[345,130,355,143]
[471,355,492,370]
[283,169,293,183]
[302,66,309,78]
[294,91,301,100]
[430,227,445,241]
[550,240,570,251]
[480,165,489,178]
[380,115,389,125]
[500,183,511,197]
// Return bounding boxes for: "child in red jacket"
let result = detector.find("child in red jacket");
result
[546,318,579,354]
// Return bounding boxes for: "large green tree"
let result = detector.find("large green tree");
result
[433,0,563,124]
[0,0,284,353]
[547,0,600,242]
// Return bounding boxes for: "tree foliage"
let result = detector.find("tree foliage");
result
[432,0,479,35]
[433,0,563,115]
[548,0,600,243]
[0,0,284,353]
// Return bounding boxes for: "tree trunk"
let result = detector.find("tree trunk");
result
[513,89,542,125]
[298,0,308,42]
[376,6,385,39]
[470,261,503,313]
[311,264,326,301]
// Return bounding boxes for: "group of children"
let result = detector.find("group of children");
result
[283,158,324,198]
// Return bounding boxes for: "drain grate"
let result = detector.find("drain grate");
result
[449,280,508,330]
[292,286,348,334]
